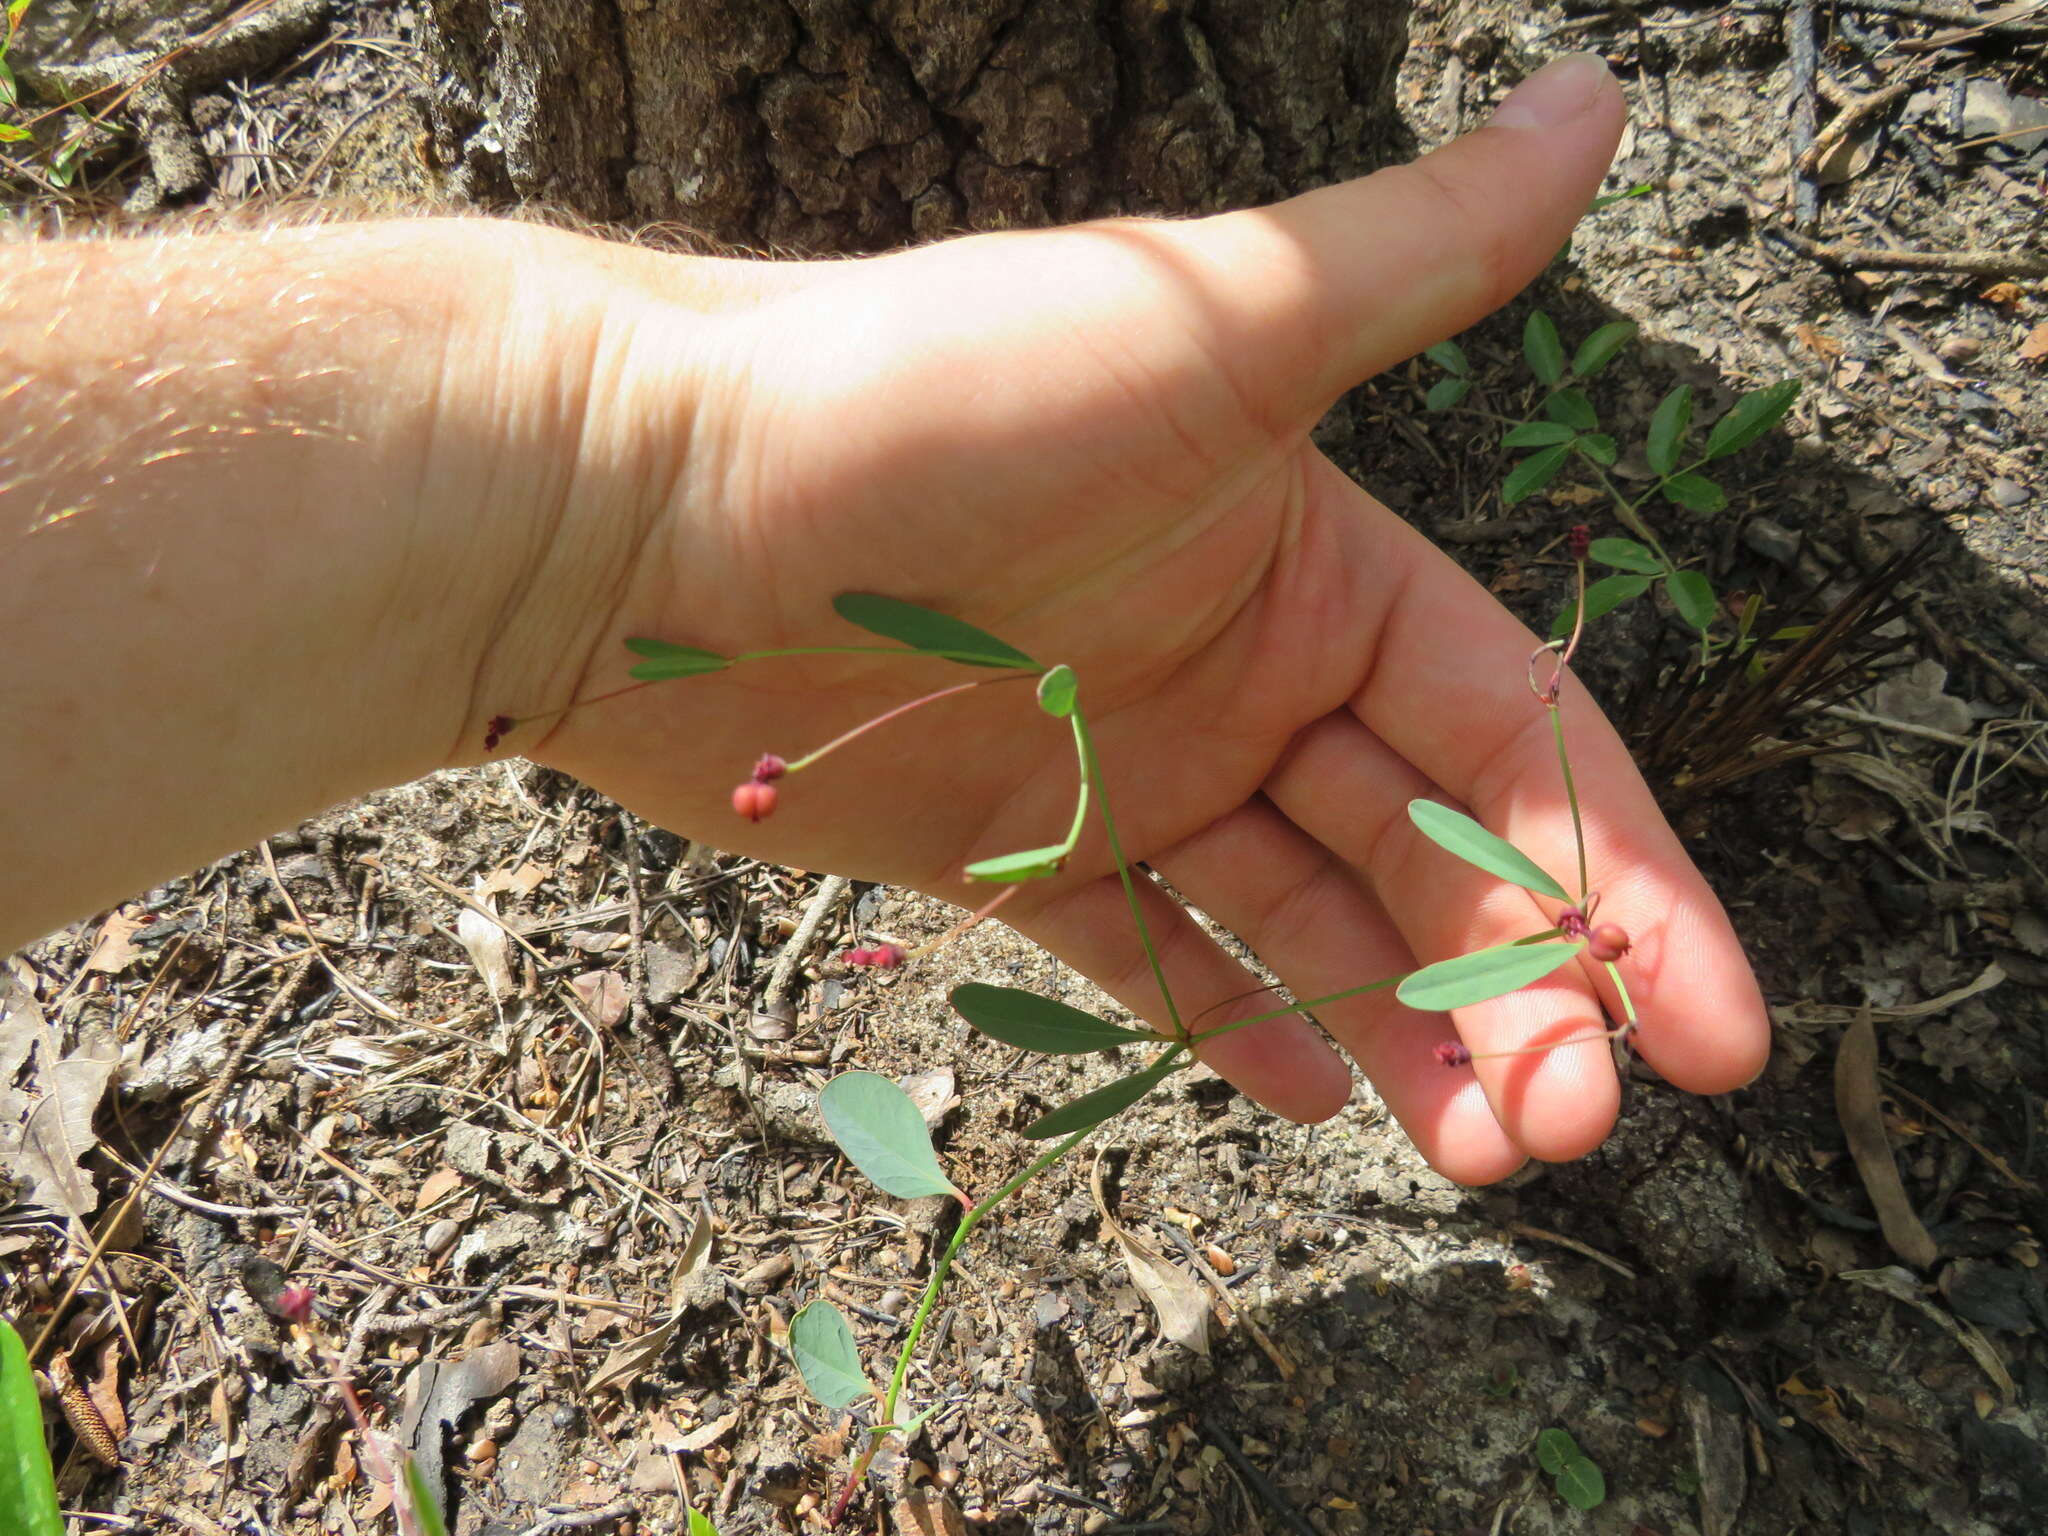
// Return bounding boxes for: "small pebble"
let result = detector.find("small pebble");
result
[466,1436,497,1464]
[1204,1244,1237,1277]
[1989,477,2028,509]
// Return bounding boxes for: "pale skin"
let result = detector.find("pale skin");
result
[0,55,1769,1184]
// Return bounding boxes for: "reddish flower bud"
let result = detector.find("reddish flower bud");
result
[484,714,513,752]
[731,780,779,821]
[1558,908,1591,942]
[751,753,788,783]
[1567,524,1591,562]
[1588,924,1631,963]
[275,1285,317,1326]
[842,947,875,967]
[1434,1041,1473,1068]
[868,944,906,969]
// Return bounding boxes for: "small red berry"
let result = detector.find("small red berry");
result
[732,781,778,821]
[868,944,906,969]
[1588,923,1631,963]
[484,713,513,751]
[1434,1041,1473,1068]
[1567,524,1591,561]
[751,753,787,782]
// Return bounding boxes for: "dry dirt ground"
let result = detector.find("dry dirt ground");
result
[4,3,2048,1535]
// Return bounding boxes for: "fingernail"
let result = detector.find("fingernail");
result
[1487,52,1612,132]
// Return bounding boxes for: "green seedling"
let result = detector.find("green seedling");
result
[1535,1426,1607,1511]
[508,555,1655,1517]
[0,1319,63,1536]
[1427,312,1801,671]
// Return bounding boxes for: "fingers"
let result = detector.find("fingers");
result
[1288,462,1772,1101]
[1139,53,1627,426]
[1149,796,1529,1185]
[1003,867,1356,1127]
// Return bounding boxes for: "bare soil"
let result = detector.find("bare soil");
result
[5,4,2048,1535]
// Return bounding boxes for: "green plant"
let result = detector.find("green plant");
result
[0,2,92,187]
[1425,313,1802,671]
[488,574,1657,1515]
[1535,1426,1607,1511]
[0,1318,64,1536]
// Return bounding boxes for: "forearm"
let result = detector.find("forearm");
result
[0,217,660,954]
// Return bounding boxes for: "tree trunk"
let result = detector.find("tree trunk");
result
[425,0,1412,257]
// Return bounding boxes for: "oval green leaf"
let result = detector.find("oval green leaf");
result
[1502,443,1571,506]
[832,593,1036,669]
[950,984,1155,1054]
[1571,320,1636,377]
[1396,941,1585,1012]
[1575,432,1617,466]
[818,1072,955,1199]
[1661,471,1727,514]
[1535,1427,1579,1476]
[1036,664,1078,718]
[1022,1052,1185,1140]
[687,1511,719,1536]
[1502,421,1574,449]
[1523,312,1565,385]
[1704,378,1800,461]
[1666,569,1719,632]
[1424,339,1469,376]
[1549,572,1653,638]
[1425,375,1471,412]
[789,1301,871,1410]
[624,637,732,680]
[1646,385,1692,477]
[1555,1456,1606,1510]
[0,1320,63,1536]
[1588,537,1661,574]
[1407,801,1568,901]
[1542,388,1598,432]
[964,845,1067,883]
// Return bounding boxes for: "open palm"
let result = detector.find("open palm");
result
[537,56,1769,1183]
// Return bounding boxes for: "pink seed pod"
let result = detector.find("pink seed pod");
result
[1434,1040,1473,1068]
[751,753,788,783]
[275,1285,317,1326]
[868,944,906,969]
[1568,524,1591,561]
[1588,924,1631,963]
[841,947,875,967]
[731,781,779,821]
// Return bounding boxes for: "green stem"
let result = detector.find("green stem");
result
[877,1125,1094,1432]
[1604,959,1638,1026]
[1070,708,1184,1036]
[1579,463,1674,570]
[1550,705,1589,903]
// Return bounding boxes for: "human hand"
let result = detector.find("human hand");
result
[515,54,1769,1182]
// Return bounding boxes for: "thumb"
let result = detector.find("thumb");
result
[1169,52,1627,423]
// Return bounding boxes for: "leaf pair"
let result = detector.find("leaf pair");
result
[629,594,1039,681]
[949,985,1186,1139]
[1535,1427,1607,1510]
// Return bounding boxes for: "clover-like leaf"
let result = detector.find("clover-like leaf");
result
[789,1301,871,1410]
[1502,443,1571,506]
[1555,1456,1606,1510]
[624,637,732,680]
[819,1072,956,1200]
[1666,569,1719,632]
[1588,537,1661,574]
[1571,321,1636,377]
[1407,801,1568,901]
[963,845,1067,883]
[1425,340,1470,376]
[1704,379,1800,461]
[950,984,1155,1054]
[1425,375,1471,411]
[1542,388,1598,432]
[1502,421,1574,449]
[1549,572,1653,638]
[0,1320,63,1536]
[832,593,1037,669]
[1523,312,1565,385]
[1036,664,1078,718]
[1396,941,1585,1012]
[1645,385,1692,477]
[1022,1052,1185,1140]
[1575,432,1617,465]
[1661,471,1727,514]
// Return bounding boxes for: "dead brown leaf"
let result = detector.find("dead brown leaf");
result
[1835,1009,1938,1268]
[1089,1151,1209,1357]
[2019,320,2048,364]
[414,1166,464,1211]
[570,970,629,1029]
[85,911,146,975]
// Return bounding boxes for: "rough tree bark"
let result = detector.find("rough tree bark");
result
[424,0,1412,257]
